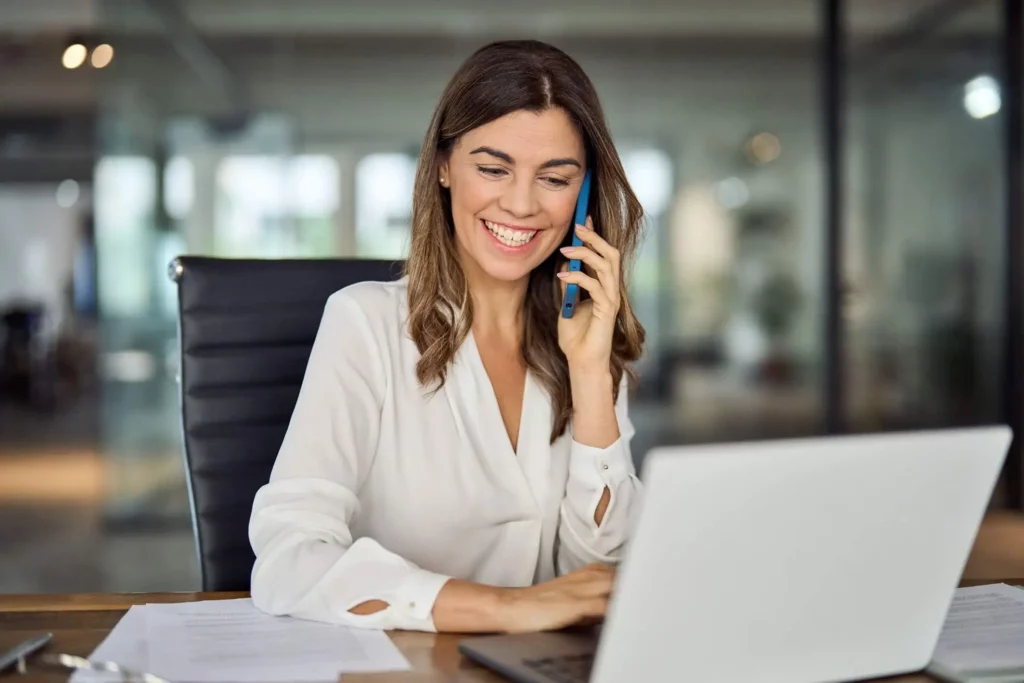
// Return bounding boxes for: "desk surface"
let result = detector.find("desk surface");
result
[2,582,1021,682]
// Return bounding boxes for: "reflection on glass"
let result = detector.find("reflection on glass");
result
[215,155,289,257]
[641,120,822,446]
[94,156,156,318]
[845,0,1004,431]
[214,155,340,258]
[355,153,417,259]
[288,155,341,257]
[621,147,673,377]
[164,157,195,222]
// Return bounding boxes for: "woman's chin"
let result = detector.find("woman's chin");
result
[479,259,537,283]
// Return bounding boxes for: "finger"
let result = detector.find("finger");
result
[557,260,569,298]
[560,245,611,279]
[574,217,621,271]
[581,597,610,619]
[559,246,617,304]
[557,271,615,314]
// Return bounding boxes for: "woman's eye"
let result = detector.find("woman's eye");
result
[543,177,570,187]
[478,166,507,177]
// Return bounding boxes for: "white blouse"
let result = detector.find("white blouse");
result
[248,277,642,632]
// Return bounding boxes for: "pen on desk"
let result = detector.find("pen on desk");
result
[0,633,52,672]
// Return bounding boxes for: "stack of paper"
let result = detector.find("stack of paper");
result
[926,583,1024,683]
[73,598,410,682]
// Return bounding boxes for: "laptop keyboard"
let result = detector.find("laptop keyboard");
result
[521,653,594,683]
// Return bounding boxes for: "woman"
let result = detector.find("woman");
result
[249,39,646,634]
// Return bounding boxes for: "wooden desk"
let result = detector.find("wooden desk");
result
[2,583,1021,682]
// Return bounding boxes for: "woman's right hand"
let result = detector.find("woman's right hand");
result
[499,563,616,633]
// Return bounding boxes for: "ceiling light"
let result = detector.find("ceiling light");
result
[62,43,87,69]
[55,179,80,208]
[964,75,1000,119]
[716,177,750,209]
[746,132,781,165]
[91,43,114,69]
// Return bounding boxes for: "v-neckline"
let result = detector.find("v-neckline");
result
[466,329,530,460]
[455,329,548,515]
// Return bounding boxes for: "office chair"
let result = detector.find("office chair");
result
[170,256,403,592]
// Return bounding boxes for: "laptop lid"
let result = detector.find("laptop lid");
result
[591,426,1012,683]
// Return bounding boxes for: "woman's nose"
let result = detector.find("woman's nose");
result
[497,176,538,219]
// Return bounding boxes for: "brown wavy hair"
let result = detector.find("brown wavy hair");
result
[404,39,646,443]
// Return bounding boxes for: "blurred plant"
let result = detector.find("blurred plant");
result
[752,271,803,342]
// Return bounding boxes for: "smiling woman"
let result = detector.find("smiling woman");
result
[446,113,584,273]
[468,138,580,251]
[408,40,645,442]
[248,39,648,636]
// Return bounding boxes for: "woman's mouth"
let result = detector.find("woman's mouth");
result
[482,220,539,250]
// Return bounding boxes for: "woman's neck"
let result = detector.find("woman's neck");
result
[461,260,528,339]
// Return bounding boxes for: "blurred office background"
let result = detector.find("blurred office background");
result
[1,0,1022,593]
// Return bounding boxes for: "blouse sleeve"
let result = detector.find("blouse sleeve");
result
[248,290,451,631]
[555,375,644,575]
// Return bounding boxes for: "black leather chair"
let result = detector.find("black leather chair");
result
[170,256,403,591]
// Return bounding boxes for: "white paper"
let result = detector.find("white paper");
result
[142,598,410,682]
[931,583,1024,674]
[70,605,149,683]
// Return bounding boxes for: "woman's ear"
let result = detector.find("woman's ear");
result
[438,161,450,188]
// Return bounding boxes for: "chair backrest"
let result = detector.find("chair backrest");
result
[171,256,404,591]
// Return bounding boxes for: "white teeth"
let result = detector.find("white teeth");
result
[484,220,537,248]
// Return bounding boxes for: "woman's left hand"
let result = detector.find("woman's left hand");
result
[557,216,621,373]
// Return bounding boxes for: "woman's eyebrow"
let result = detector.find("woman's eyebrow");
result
[470,146,582,170]
[470,146,514,163]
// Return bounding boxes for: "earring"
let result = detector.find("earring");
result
[440,176,447,186]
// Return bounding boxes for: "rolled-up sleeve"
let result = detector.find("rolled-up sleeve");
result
[555,376,644,574]
[249,290,451,631]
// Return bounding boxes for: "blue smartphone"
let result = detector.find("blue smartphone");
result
[560,169,592,318]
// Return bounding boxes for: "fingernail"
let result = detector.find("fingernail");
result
[557,272,569,279]
[576,223,590,232]
[559,247,573,254]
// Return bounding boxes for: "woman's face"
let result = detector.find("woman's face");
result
[440,107,587,284]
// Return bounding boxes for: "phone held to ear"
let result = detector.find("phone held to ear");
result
[560,169,592,319]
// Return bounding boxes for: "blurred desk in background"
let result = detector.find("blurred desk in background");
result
[2,583,1023,682]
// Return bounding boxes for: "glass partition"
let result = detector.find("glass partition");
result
[844,0,1005,431]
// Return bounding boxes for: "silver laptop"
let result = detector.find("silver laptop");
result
[459,426,1012,683]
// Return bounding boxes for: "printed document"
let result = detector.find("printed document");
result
[70,605,149,683]
[72,598,409,682]
[927,583,1024,683]
[143,598,410,682]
